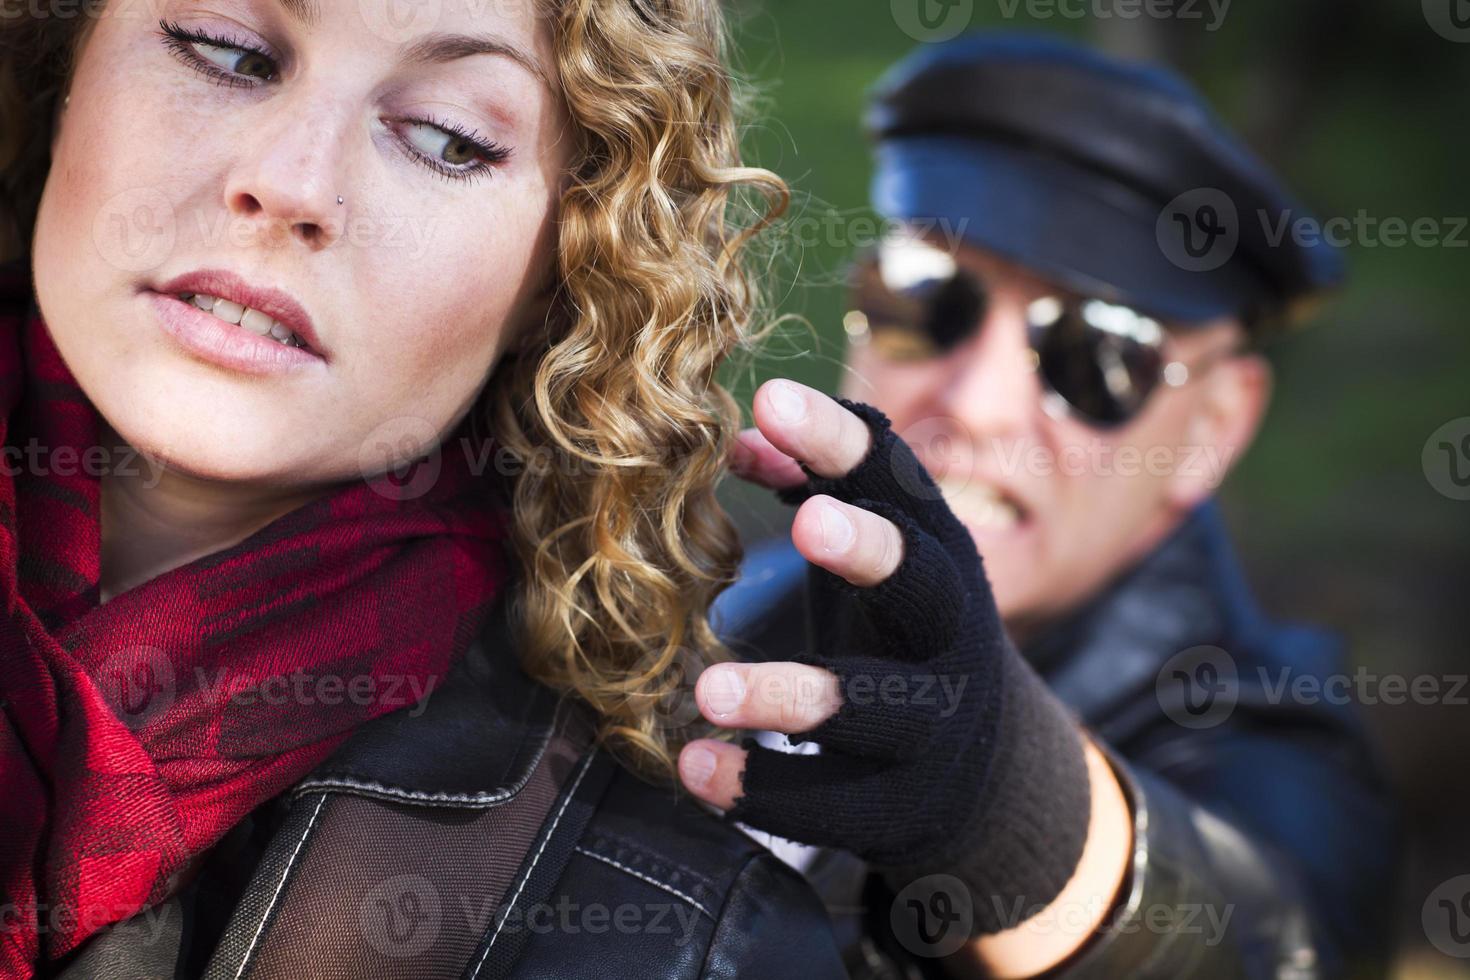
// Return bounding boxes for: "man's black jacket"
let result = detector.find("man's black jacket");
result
[714,499,1400,978]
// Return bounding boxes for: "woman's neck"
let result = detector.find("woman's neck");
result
[97,424,329,602]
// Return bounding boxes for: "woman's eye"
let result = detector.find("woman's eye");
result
[397,119,512,183]
[156,19,508,183]
[191,39,276,81]
[404,122,482,168]
[157,20,278,87]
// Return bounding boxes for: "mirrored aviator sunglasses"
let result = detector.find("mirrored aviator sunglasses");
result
[845,234,1203,429]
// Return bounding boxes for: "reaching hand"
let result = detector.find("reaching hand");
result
[677,379,1093,935]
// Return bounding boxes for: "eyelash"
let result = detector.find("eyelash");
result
[154,19,512,184]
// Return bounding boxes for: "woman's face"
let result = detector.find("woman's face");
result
[32,0,568,486]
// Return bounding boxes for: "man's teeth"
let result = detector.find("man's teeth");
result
[178,293,305,348]
[938,480,1022,530]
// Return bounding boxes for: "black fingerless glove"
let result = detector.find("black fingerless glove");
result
[726,400,1093,935]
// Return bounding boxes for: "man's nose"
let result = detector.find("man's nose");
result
[934,303,1044,444]
[221,94,354,252]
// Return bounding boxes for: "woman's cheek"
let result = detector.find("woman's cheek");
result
[366,290,512,412]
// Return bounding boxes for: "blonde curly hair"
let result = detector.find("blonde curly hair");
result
[0,0,789,779]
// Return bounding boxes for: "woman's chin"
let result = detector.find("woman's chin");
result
[103,413,341,489]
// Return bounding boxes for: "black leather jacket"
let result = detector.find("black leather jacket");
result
[714,499,1401,979]
[48,604,847,980]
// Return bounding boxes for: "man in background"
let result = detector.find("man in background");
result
[699,33,1399,978]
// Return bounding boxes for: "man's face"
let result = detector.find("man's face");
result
[842,241,1269,639]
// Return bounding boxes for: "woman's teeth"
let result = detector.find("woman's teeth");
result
[178,292,305,348]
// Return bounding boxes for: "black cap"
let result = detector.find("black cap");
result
[865,32,1345,336]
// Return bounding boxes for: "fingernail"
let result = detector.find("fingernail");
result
[766,380,807,424]
[704,666,746,717]
[681,746,717,790]
[818,500,854,553]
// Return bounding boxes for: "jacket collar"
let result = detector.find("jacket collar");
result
[290,598,566,808]
[1022,499,1244,724]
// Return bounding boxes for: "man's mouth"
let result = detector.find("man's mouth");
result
[936,477,1028,532]
[175,292,310,351]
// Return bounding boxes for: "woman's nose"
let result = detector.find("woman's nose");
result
[220,96,355,251]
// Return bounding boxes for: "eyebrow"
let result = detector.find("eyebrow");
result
[400,32,550,87]
[271,0,550,86]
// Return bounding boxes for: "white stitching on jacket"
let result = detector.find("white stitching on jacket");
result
[290,713,559,808]
[288,774,524,807]
[233,792,328,980]
[466,747,599,979]
[571,846,714,919]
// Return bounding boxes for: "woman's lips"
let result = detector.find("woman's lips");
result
[145,290,326,376]
[151,268,325,355]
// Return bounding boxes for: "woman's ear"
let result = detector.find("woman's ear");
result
[1166,350,1273,511]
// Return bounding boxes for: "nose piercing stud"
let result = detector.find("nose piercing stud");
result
[336,196,344,205]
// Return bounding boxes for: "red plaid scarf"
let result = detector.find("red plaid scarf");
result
[0,263,511,975]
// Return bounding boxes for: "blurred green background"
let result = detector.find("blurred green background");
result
[715,2,1470,975]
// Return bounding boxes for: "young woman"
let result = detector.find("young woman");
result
[0,0,854,975]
